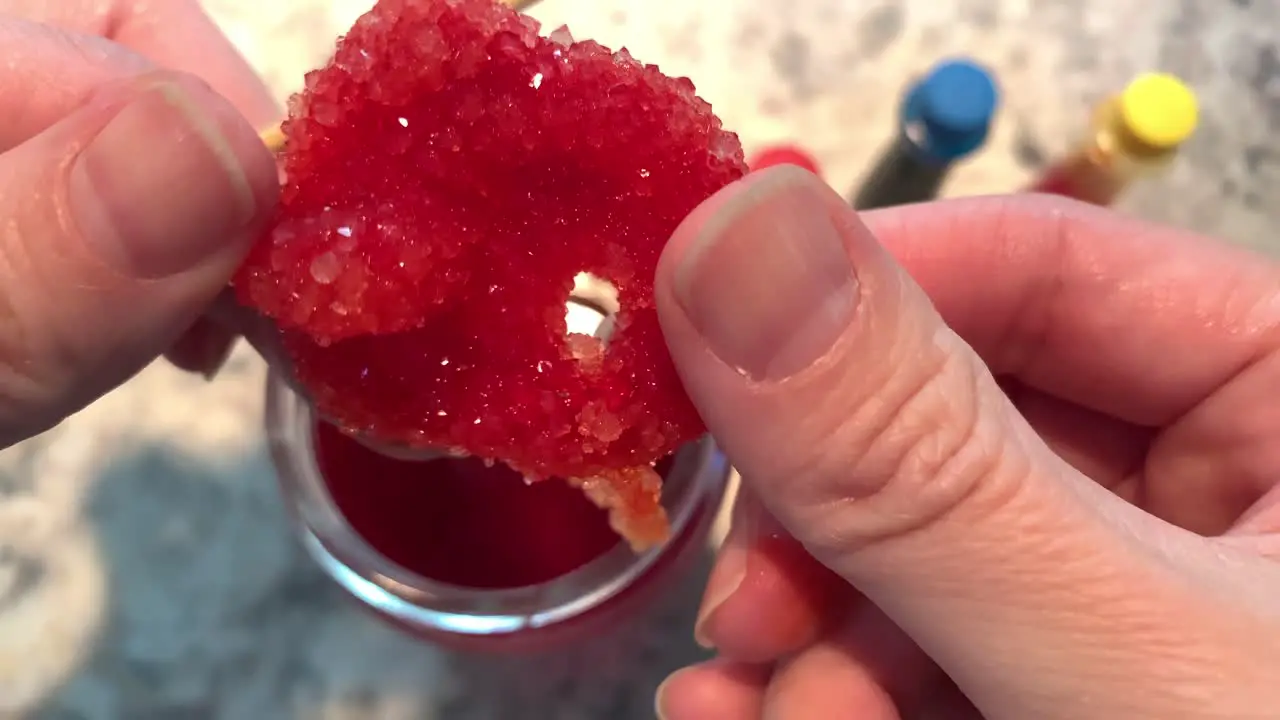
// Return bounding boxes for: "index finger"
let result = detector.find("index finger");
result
[1,0,278,127]
[861,194,1280,426]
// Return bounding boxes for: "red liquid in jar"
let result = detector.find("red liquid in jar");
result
[314,421,626,589]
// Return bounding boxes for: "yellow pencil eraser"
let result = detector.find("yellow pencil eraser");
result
[1118,73,1199,150]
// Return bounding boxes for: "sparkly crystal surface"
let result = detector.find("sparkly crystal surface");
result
[233,0,745,541]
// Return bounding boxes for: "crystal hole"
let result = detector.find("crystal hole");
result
[565,272,619,345]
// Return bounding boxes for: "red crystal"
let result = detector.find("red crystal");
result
[233,0,745,547]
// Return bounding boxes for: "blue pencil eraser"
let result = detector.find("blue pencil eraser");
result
[900,59,1000,162]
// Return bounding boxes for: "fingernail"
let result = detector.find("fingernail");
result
[674,167,858,381]
[71,77,275,279]
[693,500,755,648]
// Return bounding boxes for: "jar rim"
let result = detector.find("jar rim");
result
[264,371,726,636]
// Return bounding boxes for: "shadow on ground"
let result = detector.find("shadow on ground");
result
[23,441,710,719]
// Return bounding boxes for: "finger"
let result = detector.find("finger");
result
[1002,380,1152,498]
[163,316,237,378]
[656,660,769,720]
[914,677,985,720]
[761,604,933,720]
[656,167,1274,718]
[1003,326,1280,538]
[695,486,851,661]
[0,17,152,149]
[205,296,326,403]
[0,69,277,446]
[859,195,1280,426]
[1145,350,1280,535]
[764,650,901,720]
[0,1,284,379]
[1227,480,1280,540]
[206,291,289,371]
[0,0,279,127]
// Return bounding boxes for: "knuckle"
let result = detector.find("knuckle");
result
[787,333,1029,558]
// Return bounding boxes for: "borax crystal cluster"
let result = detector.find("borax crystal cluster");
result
[234,0,746,548]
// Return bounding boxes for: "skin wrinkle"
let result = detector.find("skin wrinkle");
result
[788,323,1007,561]
[758,285,926,506]
[831,368,1037,586]
[894,346,1013,521]
[838,351,984,545]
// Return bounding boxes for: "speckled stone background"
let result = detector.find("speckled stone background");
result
[1,0,1278,718]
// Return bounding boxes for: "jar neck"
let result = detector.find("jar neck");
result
[264,373,727,637]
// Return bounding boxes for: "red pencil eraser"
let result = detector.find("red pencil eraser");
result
[748,144,822,176]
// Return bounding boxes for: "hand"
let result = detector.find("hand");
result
[653,167,1280,719]
[0,0,284,380]
[0,4,277,447]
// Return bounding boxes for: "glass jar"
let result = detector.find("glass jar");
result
[264,374,728,652]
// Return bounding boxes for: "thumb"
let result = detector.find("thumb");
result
[0,70,276,445]
[656,168,1272,718]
